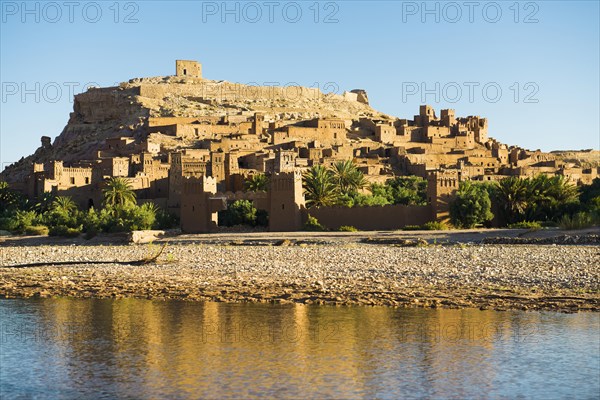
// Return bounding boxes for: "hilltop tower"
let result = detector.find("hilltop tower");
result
[175,60,202,78]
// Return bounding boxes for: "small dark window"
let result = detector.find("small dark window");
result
[183,68,187,75]
[85,177,90,184]
[70,177,75,184]
[281,204,285,210]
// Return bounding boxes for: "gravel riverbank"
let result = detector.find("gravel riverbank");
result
[1,242,598,312]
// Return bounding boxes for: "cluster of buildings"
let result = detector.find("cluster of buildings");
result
[16,60,599,232]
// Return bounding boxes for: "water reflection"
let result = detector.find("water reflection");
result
[1,299,598,399]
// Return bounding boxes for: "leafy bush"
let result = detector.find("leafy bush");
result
[0,181,27,214]
[508,221,542,230]
[559,213,593,230]
[540,220,559,228]
[155,209,179,229]
[81,208,101,238]
[24,225,49,236]
[337,192,390,208]
[402,225,422,231]
[0,216,19,232]
[219,200,257,227]
[353,194,390,207]
[14,210,41,233]
[338,225,358,232]
[49,225,82,238]
[129,203,157,230]
[450,181,493,228]
[256,209,269,227]
[422,221,448,230]
[384,176,428,206]
[304,215,325,231]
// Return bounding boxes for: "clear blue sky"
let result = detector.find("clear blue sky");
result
[1,1,599,169]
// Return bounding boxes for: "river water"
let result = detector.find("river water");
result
[0,298,598,399]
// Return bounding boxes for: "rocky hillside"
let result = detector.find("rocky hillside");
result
[551,150,600,168]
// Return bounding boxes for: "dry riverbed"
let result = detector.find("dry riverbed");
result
[1,241,598,312]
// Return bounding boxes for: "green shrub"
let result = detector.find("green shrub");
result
[96,204,157,232]
[0,216,19,231]
[219,200,258,227]
[540,221,559,228]
[450,181,493,228]
[24,225,49,236]
[155,209,179,229]
[128,203,157,230]
[304,215,325,231]
[256,209,269,227]
[402,225,422,231]
[14,210,40,232]
[508,221,542,230]
[49,225,82,237]
[422,221,448,230]
[559,213,593,230]
[353,194,390,207]
[338,225,358,232]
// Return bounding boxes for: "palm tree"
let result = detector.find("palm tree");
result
[51,196,78,214]
[530,175,579,221]
[331,160,367,194]
[495,176,529,223]
[245,173,269,192]
[103,177,136,208]
[303,165,340,208]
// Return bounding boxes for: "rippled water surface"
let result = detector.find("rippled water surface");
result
[0,298,599,399]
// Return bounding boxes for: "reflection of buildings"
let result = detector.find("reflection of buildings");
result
[24,299,594,398]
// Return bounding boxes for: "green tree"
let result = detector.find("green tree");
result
[44,196,80,229]
[303,165,340,208]
[450,181,494,228]
[245,174,269,192]
[51,196,78,214]
[494,176,530,224]
[219,200,258,226]
[103,177,136,209]
[33,192,56,214]
[331,160,367,195]
[0,181,26,214]
[386,176,428,205]
[579,178,600,207]
[525,175,578,221]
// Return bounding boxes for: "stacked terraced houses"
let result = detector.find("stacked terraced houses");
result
[16,61,598,232]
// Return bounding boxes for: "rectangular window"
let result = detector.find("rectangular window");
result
[70,177,75,184]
